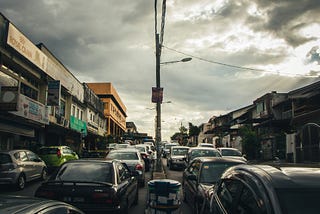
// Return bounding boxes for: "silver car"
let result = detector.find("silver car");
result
[0,149,47,190]
[106,148,146,187]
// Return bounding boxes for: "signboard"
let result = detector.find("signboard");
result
[10,93,49,124]
[151,87,163,103]
[7,23,48,72]
[70,115,87,136]
[47,80,61,106]
[0,86,19,111]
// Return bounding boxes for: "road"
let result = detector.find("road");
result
[0,158,192,214]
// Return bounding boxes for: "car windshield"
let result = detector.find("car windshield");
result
[172,148,189,156]
[199,162,241,184]
[276,188,320,214]
[221,149,242,157]
[191,150,221,159]
[135,147,146,153]
[107,152,138,160]
[57,162,113,183]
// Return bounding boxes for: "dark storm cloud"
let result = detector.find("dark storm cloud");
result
[251,0,320,47]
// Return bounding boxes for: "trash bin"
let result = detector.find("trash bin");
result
[146,179,181,214]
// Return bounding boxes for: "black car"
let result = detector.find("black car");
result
[210,164,320,214]
[0,195,84,214]
[182,157,246,214]
[35,159,138,214]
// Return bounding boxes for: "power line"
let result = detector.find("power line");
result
[162,45,319,77]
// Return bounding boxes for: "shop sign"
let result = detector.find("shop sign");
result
[70,115,87,136]
[47,80,61,106]
[0,86,18,111]
[10,93,49,124]
[7,23,48,72]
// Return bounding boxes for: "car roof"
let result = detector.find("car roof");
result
[217,147,240,150]
[194,157,247,164]
[227,164,320,188]
[189,147,219,151]
[171,146,189,149]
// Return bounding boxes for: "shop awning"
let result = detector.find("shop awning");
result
[0,121,35,137]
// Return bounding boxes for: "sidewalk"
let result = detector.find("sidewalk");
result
[151,158,167,180]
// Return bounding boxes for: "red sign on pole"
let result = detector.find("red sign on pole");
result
[151,87,163,103]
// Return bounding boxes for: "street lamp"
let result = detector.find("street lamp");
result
[160,57,192,65]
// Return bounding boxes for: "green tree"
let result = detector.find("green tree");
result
[239,125,260,160]
[188,122,200,137]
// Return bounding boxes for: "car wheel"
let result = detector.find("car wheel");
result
[16,174,26,190]
[40,168,47,180]
[133,186,139,205]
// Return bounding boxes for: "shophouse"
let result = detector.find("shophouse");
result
[86,83,126,142]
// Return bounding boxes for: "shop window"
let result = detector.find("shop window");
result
[60,100,65,117]
[20,82,38,100]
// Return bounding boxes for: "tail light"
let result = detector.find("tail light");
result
[92,192,119,205]
[135,164,143,170]
[36,190,56,199]
[56,149,61,158]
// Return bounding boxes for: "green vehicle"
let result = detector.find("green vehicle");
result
[38,146,79,172]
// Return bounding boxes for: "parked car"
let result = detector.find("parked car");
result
[185,147,221,166]
[209,164,320,214]
[0,195,85,214]
[114,143,131,150]
[167,146,189,170]
[38,146,79,172]
[80,150,108,159]
[216,147,247,162]
[106,148,146,187]
[135,144,151,172]
[0,149,47,190]
[162,142,179,158]
[183,157,246,214]
[35,159,138,214]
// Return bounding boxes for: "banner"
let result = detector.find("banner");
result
[151,87,163,103]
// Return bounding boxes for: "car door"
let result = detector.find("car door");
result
[25,150,42,180]
[183,159,201,206]
[17,151,33,181]
[116,162,136,207]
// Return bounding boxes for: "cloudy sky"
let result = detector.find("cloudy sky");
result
[1,0,320,141]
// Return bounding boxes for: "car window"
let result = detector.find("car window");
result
[237,183,265,214]
[16,151,28,162]
[172,148,188,155]
[221,149,242,157]
[117,162,130,183]
[0,153,12,164]
[39,148,58,155]
[26,151,39,161]
[108,152,138,160]
[200,162,242,184]
[187,160,200,176]
[57,163,113,183]
[217,179,242,213]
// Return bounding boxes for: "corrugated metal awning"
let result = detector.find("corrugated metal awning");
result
[0,121,34,137]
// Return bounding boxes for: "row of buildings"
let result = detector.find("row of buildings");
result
[197,81,320,163]
[0,13,148,153]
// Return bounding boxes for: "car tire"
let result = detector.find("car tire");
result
[16,174,26,190]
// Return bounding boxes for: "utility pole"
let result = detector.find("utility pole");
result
[155,33,162,172]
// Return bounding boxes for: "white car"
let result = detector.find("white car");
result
[216,147,247,162]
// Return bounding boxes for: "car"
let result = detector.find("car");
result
[185,147,222,166]
[106,148,146,187]
[198,143,215,148]
[167,146,189,170]
[35,159,138,214]
[114,143,131,150]
[135,144,152,172]
[0,195,85,214]
[183,157,246,214]
[0,149,47,190]
[216,147,247,162]
[80,150,108,159]
[38,146,79,172]
[209,164,320,214]
[162,142,179,158]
